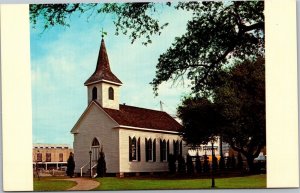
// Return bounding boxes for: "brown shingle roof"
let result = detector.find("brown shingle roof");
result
[102,104,182,132]
[85,38,122,85]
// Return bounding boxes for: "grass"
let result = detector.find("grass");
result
[94,174,266,190]
[33,177,77,191]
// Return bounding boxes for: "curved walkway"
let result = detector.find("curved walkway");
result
[62,177,100,191]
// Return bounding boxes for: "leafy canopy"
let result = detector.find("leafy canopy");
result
[178,58,265,171]
[30,1,264,95]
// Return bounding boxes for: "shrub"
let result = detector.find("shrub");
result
[96,151,106,177]
[66,152,75,177]
[231,155,236,169]
[186,154,194,175]
[212,155,218,172]
[203,154,210,173]
[177,155,186,174]
[237,153,243,170]
[195,155,202,174]
[219,155,225,170]
[168,154,176,174]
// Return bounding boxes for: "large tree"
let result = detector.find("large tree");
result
[30,1,264,94]
[178,58,265,173]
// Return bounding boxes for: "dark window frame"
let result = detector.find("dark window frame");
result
[92,87,97,100]
[108,87,114,100]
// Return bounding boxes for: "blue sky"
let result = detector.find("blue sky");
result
[31,4,193,146]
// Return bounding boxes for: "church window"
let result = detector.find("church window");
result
[173,140,179,157]
[91,138,100,161]
[108,87,114,100]
[129,137,140,161]
[173,140,182,158]
[145,138,156,162]
[160,139,168,162]
[92,87,97,100]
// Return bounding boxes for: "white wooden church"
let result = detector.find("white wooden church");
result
[71,36,187,177]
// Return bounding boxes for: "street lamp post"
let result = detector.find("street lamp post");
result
[89,150,92,178]
[211,141,215,188]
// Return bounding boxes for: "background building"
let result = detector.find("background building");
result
[32,143,73,170]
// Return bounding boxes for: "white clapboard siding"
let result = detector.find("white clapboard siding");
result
[118,129,188,173]
[73,104,120,173]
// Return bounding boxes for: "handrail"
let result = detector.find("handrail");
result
[91,163,98,178]
[80,163,89,177]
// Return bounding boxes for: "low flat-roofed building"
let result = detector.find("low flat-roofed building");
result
[33,143,73,170]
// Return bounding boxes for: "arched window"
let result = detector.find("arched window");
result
[92,138,100,146]
[129,136,140,161]
[108,87,114,100]
[91,138,100,161]
[145,138,156,162]
[92,87,97,100]
[173,140,179,157]
[160,139,167,162]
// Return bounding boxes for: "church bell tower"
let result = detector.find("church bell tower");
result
[84,36,122,110]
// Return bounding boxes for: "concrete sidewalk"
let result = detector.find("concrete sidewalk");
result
[61,177,100,191]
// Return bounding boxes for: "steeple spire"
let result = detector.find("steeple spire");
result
[84,35,122,86]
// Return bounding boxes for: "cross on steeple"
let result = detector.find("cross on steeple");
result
[101,28,107,38]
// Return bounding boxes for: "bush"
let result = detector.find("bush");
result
[195,155,202,174]
[168,154,176,174]
[231,155,236,169]
[212,155,218,172]
[186,155,194,175]
[203,154,210,173]
[219,155,225,170]
[177,155,186,174]
[237,153,243,170]
[66,152,75,177]
[96,151,106,177]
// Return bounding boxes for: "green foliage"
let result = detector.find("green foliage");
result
[195,154,202,174]
[168,154,176,174]
[212,155,218,172]
[151,1,264,94]
[178,58,265,173]
[97,151,107,177]
[177,97,222,145]
[30,3,170,45]
[237,153,243,170]
[186,154,194,175]
[219,155,225,171]
[203,154,210,173]
[66,153,75,177]
[177,155,186,174]
[231,155,236,169]
[30,2,264,94]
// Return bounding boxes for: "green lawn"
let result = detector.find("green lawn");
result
[33,178,77,191]
[94,174,266,190]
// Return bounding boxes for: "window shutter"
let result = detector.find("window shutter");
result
[167,140,169,159]
[153,139,156,162]
[137,137,141,161]
[173,140,176,155]
[180,140,183,156]
[129,136,132,161]
[160,139,163,162]
[145,138,148,162]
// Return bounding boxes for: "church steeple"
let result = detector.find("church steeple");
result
[84,38,122,86]
[85,36,122,110]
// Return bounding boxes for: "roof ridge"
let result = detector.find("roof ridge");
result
[119,104,168,114]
